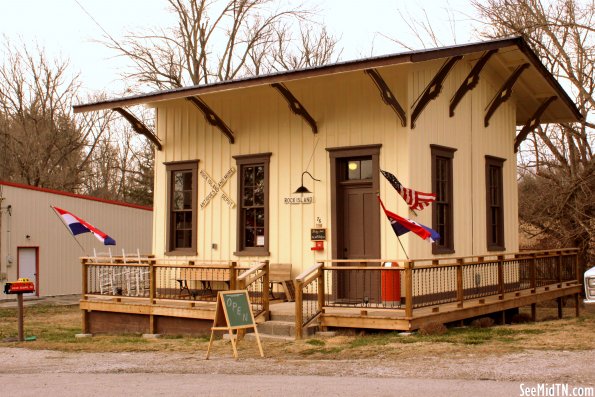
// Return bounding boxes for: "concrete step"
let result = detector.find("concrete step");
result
[256,320,318,338]
[269,312,296,322]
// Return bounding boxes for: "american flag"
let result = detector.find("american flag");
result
[380,170,436,211]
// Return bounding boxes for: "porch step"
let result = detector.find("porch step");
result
[256,320,318,338]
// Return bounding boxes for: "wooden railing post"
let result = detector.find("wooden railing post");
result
[317,264,324,314]
[556,251,563,287]
[81,258,89,334]
[230,261,237,290]
[294,279,304,340]
[404,261,413,318]
[575,250,581,284]
[263,260,270,316]
[497,255,504,299]
[530,253,536,293]
[149,257,156,304]
[456,258,464,307]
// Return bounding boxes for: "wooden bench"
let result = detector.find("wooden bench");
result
[177,267,231,299]
[269,264,294,302]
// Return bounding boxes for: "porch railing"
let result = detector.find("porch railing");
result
[294,249,580,338]
[81,257,270,317]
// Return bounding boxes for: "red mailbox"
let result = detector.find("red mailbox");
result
[311,240,324,251]
[4,278,35,294]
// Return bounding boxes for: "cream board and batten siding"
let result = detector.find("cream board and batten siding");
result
[0,184,152,296]
[152,58,519,275]
[406,58,519,260]
[152,68,411,275]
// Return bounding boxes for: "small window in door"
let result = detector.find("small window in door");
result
[346,159,373,180]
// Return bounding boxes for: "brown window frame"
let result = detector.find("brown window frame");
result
[485,155,506,251]
[431,145,457,254]
[233,153,271,256]
[165,160,198,256]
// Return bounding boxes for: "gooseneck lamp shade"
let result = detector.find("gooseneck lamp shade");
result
[294,171,320,194]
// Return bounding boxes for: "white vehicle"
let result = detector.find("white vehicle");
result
[585,266,595,304]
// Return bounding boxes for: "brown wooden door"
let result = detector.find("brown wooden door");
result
[335,157,381,303]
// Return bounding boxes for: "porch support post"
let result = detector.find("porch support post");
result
[411,56,462,129]
[113,107,162,150]
[294,279,304,340]
[230,261,237,291]
[456,259,464,308]
[271,83,318,134]
[404,261,413,318]
[450,49,497,117]
[497,255,504,300]
[531,303,537,322]
[364,69,407,127]
[557,297,563,319]
[149,256,156,334]
[530,253,537,293]
[514,96,557,152]
[575,293,580,317]
[263,260,270,317]
[81,258,90,334]
[317,264,325,314]
[484,63,530,127]
[186,96,235,144]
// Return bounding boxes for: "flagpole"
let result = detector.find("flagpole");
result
[377,193,410,260]
[50,205,86,253]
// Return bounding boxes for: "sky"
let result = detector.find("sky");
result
[1,0,479,97]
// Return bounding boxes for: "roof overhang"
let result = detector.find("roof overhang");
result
[73,36,582,125]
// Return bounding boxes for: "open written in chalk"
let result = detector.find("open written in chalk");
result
[205,290,264,360]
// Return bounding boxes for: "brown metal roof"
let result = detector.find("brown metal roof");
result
[73,36,582,124]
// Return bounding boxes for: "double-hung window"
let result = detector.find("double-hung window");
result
[165,161,198,255]
[486,156,505,251]
[233,153,271,256]
[431,145,456,254]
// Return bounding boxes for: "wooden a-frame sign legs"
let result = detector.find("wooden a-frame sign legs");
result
[205,290,264,360]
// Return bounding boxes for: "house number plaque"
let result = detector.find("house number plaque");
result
[200,167,236,209]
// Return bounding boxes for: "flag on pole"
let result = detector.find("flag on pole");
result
[380,169,436,211]
[52,206,116,245]
[378,196,440,243]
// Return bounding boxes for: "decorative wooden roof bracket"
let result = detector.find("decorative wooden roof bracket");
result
[411,55,463,129]
[364,69,407,127]
[484,63,530,127]
[449,49,498,117]
[514,96,557,152]
[271,83,318,134]
[186,96,235,144]
[113,107,162,151]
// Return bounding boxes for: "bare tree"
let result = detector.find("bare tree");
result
[106,0,341,90]
[0,39,112,191]
[472,0,594,271]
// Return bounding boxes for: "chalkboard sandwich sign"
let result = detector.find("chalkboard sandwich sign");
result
[205,290,264,360]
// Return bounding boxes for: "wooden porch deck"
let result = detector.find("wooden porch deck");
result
[319,282,582,331]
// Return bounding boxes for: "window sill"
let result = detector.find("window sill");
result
[165,249,197,256]
[432,247,455,255]
[487,245,506,252]
[234,250,270,257]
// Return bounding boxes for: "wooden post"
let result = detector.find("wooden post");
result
[17,293,24,342]
[531,303,537,322]
[497,255,504,299]
[262,261,270,316]
[404,261,413,318]
[149,257,156,304]
[456,259,464,308]
[230,261,237,291]
[317,264,325,314]
[575,293,580,317]
[574,251,580,284]
[530,253,536,293]
[294,280,303,340]
[81,258,90,334]
[557,297,563,319]
[556,251,562,288]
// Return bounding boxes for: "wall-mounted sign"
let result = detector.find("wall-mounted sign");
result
[311,228,326,241]
[200,167,236,209]
[284,196,313,204]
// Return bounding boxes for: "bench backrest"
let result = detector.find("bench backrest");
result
[269,263,292,282]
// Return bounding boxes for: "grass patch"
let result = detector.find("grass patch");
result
[305,339,325,346]
[301,347,342,356]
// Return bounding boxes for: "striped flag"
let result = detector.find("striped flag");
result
[378,196,440,243]
[52,206,116,245]
[380,170,436,211]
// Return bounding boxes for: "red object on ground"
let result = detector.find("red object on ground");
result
[381,262,401,303]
